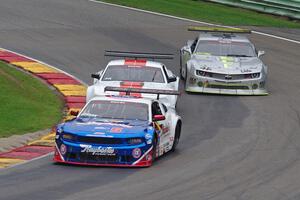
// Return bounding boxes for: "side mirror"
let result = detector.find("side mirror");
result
[70,110,79,116]
[91,73,100,80]
[153,115,166,122]
[168,75,177,83]
[258,50,265,58]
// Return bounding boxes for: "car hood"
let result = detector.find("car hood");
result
[91,81,174,99]
[191,54,263,74]
[60,118,152,138]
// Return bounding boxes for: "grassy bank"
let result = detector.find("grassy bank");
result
[0,61,63,138]
[101,0,300,28]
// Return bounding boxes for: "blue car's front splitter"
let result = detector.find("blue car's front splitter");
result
[54,141,154,167]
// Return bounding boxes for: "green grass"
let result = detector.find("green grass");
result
[101,0,300,28]
[0,61,63,138]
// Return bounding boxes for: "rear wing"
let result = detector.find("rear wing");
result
[104,50,174,60]
[187,26,252,34]
[104,86,180,100]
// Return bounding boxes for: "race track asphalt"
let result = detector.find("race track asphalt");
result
[1,0,300,199]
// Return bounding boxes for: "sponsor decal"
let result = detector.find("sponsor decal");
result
[145,133,152,140]
[163,142,170,151]
[161,125,169,134]
[81,145,115,155]
[60,144,67,155]
[132,148,142,159]
[146,140,152,145]
[241,69,252,73]
[220,56,235,69]
[110,127,123,133]
[95,127,106,130]
[57,127,63,134]
[200,65,211,71]
[159,148,164,156]
[94,132,105,135]
[146,154,152,161]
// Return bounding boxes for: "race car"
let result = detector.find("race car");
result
[180,26,268,95]
[87,51,179,108]
[54,87,181,167]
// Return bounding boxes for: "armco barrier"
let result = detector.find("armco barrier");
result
[207,0,300,20]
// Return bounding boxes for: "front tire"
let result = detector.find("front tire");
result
[171,122,181,151]
[180,65,187,80]
[152,135,158,162]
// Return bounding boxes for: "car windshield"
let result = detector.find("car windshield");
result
[102,65,165,83]
[80,100,149,121]
[195,40,256,57]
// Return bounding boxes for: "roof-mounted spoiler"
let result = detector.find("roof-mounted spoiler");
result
[187,26,252,34]
[104,50,174,60]
[104,86,180,100]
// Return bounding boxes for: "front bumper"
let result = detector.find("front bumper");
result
[54,139,153,167]
[185,72,268,96]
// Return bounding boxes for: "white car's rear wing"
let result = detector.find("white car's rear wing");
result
[187,26,252,34]
[104,86,180,100]
[104,50,174,60]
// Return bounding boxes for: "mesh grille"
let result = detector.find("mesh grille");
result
[77,136,123,145]
[207,84,249,90]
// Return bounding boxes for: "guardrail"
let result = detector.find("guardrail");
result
[206,0,300,20]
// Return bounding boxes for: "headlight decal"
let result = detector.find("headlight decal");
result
[62,133,76,141]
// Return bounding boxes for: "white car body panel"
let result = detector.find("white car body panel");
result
[88,59,179,107]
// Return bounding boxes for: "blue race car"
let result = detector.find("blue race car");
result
[54,87,181,167]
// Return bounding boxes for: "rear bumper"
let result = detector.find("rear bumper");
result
[53,141,153,167]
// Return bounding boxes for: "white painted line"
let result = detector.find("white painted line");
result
[0,47,89,170]
[89,0,300,45]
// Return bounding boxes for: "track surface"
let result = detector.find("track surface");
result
[1,0,300,199]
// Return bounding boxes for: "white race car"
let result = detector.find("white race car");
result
[87,51,179,108]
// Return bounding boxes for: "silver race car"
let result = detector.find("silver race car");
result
[180,26,268,95]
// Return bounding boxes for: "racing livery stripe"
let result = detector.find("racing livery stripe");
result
[0,48,87,168]
[120,81,144,97]
[124,59,147,66]
[132,146,153,165]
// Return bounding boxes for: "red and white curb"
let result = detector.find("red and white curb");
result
[0,48,86,169]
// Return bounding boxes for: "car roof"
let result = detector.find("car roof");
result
[88,95,154,105]
[198,33,251,43]
[107,59,164,68]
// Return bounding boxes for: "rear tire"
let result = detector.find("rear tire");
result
[171,122,181,151]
